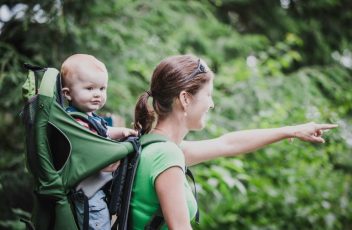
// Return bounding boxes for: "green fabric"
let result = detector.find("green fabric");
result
[22,70,36,101]
[23,67,136,230]
[130,133,198,230]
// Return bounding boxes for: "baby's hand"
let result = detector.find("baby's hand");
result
[102,161,120,172]
[120,127,138,138]
[107,126,138,140]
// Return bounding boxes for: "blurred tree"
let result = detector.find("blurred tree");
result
[0,0,351,229]
[210,0,352,67]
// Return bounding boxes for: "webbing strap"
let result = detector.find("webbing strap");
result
[186,168,200,224]
[87,115,108,137]
[19,218,35,230]
[69,190,89,230]
[82,195,89,230]
[144,214,164,230]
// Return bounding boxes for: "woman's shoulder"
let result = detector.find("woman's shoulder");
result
[141,133,182,154]
[144,140,183,157]
[140,134,184,165]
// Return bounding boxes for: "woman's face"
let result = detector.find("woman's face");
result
[186,79,214,130]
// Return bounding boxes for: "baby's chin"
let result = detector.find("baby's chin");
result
[88,104,104,111]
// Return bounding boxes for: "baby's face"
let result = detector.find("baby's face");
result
[67,70,108,115]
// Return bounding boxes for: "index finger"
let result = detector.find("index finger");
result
[316,124,338,130]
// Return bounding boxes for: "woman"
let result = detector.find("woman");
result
[131,54,337,229]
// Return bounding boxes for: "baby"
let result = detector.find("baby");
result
[61,54,137,229]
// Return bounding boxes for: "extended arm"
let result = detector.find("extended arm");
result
[181,122,337,166]
[155,167,193,230]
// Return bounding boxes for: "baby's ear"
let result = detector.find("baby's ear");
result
[61,87,71,101]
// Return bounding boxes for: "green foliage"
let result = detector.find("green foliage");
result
[0,0,351,229]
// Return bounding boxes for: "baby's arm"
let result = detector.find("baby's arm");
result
[102,127,137,172]
[107,126,138,140]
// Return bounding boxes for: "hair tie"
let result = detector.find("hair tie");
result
[146,90,152,97]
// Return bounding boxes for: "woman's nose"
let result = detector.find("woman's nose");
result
[210,98,215,109]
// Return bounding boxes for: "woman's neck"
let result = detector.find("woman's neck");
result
[151,116,188,145]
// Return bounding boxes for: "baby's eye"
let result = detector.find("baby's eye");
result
[87,87,93,91]
[100,87,106,91]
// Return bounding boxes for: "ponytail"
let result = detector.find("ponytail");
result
[134,92,155,135]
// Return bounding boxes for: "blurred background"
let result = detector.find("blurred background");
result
[0,0,351,229]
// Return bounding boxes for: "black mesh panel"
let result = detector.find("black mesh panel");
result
[47,123,71,171]
[21,95,39,174]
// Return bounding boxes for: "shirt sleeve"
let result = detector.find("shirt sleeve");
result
[150,142,185,185]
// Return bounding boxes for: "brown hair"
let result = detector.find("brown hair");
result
[134,54,214,134]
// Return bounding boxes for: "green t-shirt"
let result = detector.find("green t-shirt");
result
[129,134,197,230]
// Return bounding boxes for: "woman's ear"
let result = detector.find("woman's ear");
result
[178,90,191,110]
[62,87,71,101]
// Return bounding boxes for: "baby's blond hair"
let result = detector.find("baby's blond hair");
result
[61,54,107,87]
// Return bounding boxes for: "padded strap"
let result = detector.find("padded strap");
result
[116,136,141,230]
[109,157,129,215]
[38,68,59,97]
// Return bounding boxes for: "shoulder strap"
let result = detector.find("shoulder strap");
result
[111,136,141,230]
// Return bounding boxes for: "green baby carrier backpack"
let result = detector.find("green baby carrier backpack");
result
[20,64,140,230]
